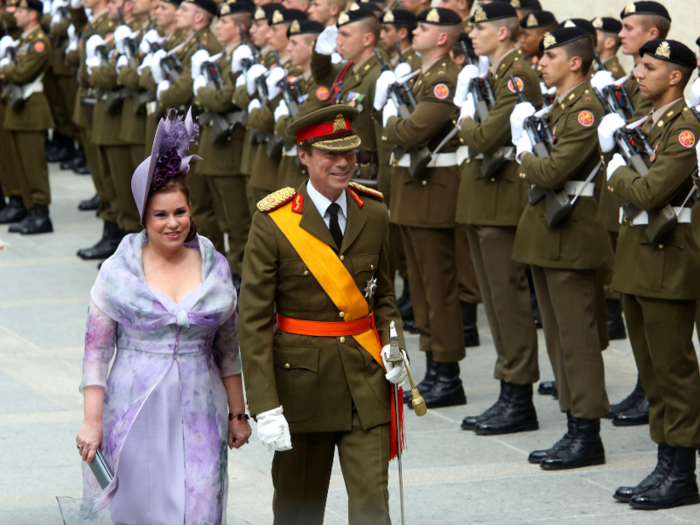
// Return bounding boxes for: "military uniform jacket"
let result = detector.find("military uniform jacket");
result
[512,80,613,270]
[382,56,460,229]
[0,8,21,39]
[457,49,543,227]
[117,22,150,145]
[531,55,544,82]
[238,182,406,432]
[391,46,421,71]
[49,16,75,76]
[1,26,55,132]
[609,99,700,300]
[138,28,187,95]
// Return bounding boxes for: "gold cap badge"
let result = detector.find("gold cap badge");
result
[220,3,230,15]
[543,32,556,50]
[510,0,521,8]
[474,7,486,23]
[333,114,348,132]
[526,13,538,28]
[383,10,394,23]
[290,20,300,33]
[564,20,576,28]
[349,3,359,10]
[272,10,284,24]
[624,2,636,15]
[254,7,265,20]
[338,12,349,25]
[426,8,440,23]
[592,17,603,29]
[656,41,671,59]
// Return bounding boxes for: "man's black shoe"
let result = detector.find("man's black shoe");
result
[78,194,100,211]
[420,362,466,409]
[0,196,27,224]
[606,299,627,340]
[462,380,507,430]
[529,412,577,464]
[629,447,700,510]
[606,377,646,418]
[613,397,649,427]
[537,381,558,399]
[77,221,122,260]
[404,352,437,404]
[540,417,605,470]
[72,150,91,175]
[461,301,480,347]
[474,382,538,435]
[12,205,53,235]
[614,445,673,503]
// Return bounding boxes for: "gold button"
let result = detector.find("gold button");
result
[658,244,664,249]
[490,177,495,182]
[422,180,427,185]
[339,311,345,318]
[340,255,345,261]
[284,363,290,369]
[340,336,346,343]
[303,270,309,276]
[561,104,565,110]
[657,121,664,128]
[459,138,464,144]
[370,264,374,270]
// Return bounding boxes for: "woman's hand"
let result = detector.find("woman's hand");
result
[228,418,251,450]
[77,420,103,464]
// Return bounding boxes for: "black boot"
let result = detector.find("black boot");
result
[461,301,480,347]
[614,444,674,502]
[0,196,28,224]
[529,412,577,464]
[613,396,649,427]
[630,447,700,510]
[61,147,85,170]
[78,194,100,211]
[72,148,91,175]
[462,380,506,431]
[420,361,467,409]
[46,134,76,163]
[404,352,437,404]
[474,382,539,436]
[0,184,5,213]
[232,274,242,299]
[540,417,605,470]
[606,299,627,340]
[538,381,558,399]
[606,376,646,418]
[10,205,53,235]
[77,221,122,260]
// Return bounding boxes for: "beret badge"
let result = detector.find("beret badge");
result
[543,32,556,49]
[338,12,349,24]
[510,0,520,8]
[290,19,300,33]
[624,2,636,15]
[592,17,603,29]
[426,8,440,23]
[383,10,394,23]
[272,9,284,23]
[474,7,487,23]
[656,41,671,59]
[526,13,537,27]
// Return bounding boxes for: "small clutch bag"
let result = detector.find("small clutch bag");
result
[90,449,114,489]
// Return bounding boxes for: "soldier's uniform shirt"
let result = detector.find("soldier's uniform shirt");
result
[608,98,700,447]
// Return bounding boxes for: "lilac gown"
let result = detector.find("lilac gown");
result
[57,232,240,525]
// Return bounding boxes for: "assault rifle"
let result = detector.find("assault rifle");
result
[461,42,491,123]
[271,49,300,116]
[593,48,634,118]
[374,48,412,118]
[158,40,186,82]
[394,41,418,108]
[117,8,138,68]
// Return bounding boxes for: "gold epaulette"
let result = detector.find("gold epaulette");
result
[348,182,383,201]
[257,187,296,212]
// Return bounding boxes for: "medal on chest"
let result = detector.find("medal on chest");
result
[364,276,377,299]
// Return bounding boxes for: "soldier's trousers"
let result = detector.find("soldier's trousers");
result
[622,294,700,447]
[97,145,140,232]
[402,226,464,363]
[456,224,481,305]
[188,167,225,254]
[272,411,390,525]
[8,131,50,207]
[465,225,539,384]
[0,103,21,197]
[82,127,117,223]
[531,266,609,419]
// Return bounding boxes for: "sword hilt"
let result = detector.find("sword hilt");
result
[387,321,403,363]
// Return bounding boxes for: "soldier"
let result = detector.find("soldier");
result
[435,0,471,32]
[602,39,700,511]
[239,105,407,525]
[510,26,612,469]
[517,10,556,82]
[306,0,344,27]
[379,9,420,69]
[591,17,625,79]
[399,0,429,18]
[511,0,540,22]
[378,7,466,408]
[192,0,255,291]
[1,0,55,234]
[455,2,541,434]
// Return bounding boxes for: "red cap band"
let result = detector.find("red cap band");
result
[297,119,353,143]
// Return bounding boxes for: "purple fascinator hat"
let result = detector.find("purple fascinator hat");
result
[131,108,200,225]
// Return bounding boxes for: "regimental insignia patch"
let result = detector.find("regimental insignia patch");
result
[315,86,329,101]
[33,41,45,53]
[348,181,383,200]
[434,83,449,99]
[508,77,524,93]
[578,111,595,127]
[348,188,364,208]
[291,193,304,213]
[257,187,296,212]
[679,131,695,148]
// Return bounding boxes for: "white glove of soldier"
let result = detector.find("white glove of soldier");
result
[0,56,10,68]
[510,102,536,145]
[274,99,289,122]
[85,34,105,62]
[394,61,412,79]
[331,52,343,64]
[70,0,82,8]
[139,29,161,55]
[0,36,15,59]
[382,98,398,127]
[248,98,261,113]
[690,78,700,107]
[246,63,267,96]
[193,74,207,95]
[266,66,287,100]
[256,407,292,452]
[606,153,626,180]
[231,44,253,73]
[150,49,167,83]
[478,55,490,77]
[156,79,170,100]
[515,134,533,164]
[114,24,132,55]
[590,70,615,93]
[235,71,245,87]
[190,48,210,80]
[314,25,338,55]
[116,54,129,72]
[597,113,626,153]
[374,70,397,111]
[137,52,152,75]
[85,55,101,74]
[458,92,476,128]
[380,346,408,386]
[454,64,479,107]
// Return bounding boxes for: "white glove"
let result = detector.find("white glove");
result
[139,29,161,55]
[193,74,207,95]
[590,70,615,93]
[85,55,101,74]
[256,406,292,452]
[690,78,700,107]
[510,102,536,145]
[190,48,210,80]
[70,0,82,8]
[85,34,105,61]
[331,52,343,64]
[156,79,170,100]
[67,23,76,42]
[50,0,68,17]
[0,36,14,58]
[315,25,338,55]
[516,134,533,164]
[539,81,549,96]
[696,138,700,173]
[374,70,397,111]
[246,63,267,96]
[235,72,245,87]
[478,55,490,77]
[116,54,128,72]
[0,56,10,68]
[137,52,152,75]
[113,24,131,55]
[266,66,287,100]
[607,153,626,180]
[231,44,253,73]
[383,98,398,127]
[458,92,476,128]
[597,113,626,153]
[380,346,408,386]
[394,62,411,79]
[248,98,261,113]
[274,99,289,122]
[454,64,479,107]
[150,49,166,83]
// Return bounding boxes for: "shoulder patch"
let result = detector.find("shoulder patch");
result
[578,111,595,127]
[508,77,524,93]
[348,188,364,208]
[316,86,329,101]
[433,83,449,100]
[348,181,383,201]
[679,131,695,148]
[257,187,296,212]
[33,41,45,53]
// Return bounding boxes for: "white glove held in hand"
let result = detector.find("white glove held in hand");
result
[137,53,152,75]
[454,64,479,107]
[394,62,412,79]
[190,48,210,80]
[115,54,128,72]
[458,92,476,128]
[150,49,167,83]
[256,406,292,452]
[232,44,253,73]
[248,98,261,113]
[0,36,14,59]
[274,99,289,122]
[690,78,700,107]
[382,98,398,127]
[246,63,267,96]
[139,29,161,55]
[510,102,536,145]
[597,113,626,153]
[85,34,105,62]
[606,153,626,180]
[374,70,397,111]
[70,0,82,8]
[266,66,287,100]
[590,70,615,93]
[0,56,10,68]
[515,135,533,164]
[478,55,490,77]
[331,52,343,64]
[380,346,408,386]
[85,55,101,74]
[315,25,338,55]
[193,74,207,95]
[156,79,170,100]
[235,72,245,87]
[113,25,131,55]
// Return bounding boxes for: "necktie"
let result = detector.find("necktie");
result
[327,203,343,250]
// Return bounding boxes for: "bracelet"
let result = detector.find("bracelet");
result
[228,413,250,421]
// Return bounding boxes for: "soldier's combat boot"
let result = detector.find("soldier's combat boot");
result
[529,412,577,464]
[538,380,558,399]
[461,301,480,347]
[606,376,646,418]
[72,148,91,175]
[630,447,700,510]
[78,194,100,211]
[613,396,649,426]
[77,221,123,260]
[0,196,28,224]
[474,382,538,435]
[15,205,53,235]
[606,299,627,340]
[614,444,673,502]
[404,351,437,404]
[421,362,467,409]
[540,417,605,470]
[462,380,507,430]
[46,133,76,163]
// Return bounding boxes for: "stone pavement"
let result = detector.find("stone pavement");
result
[1,163,699,525]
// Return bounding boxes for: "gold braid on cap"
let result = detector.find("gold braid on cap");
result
[474,7,486,23]
[656,41,671,59]
[526,14,538,28]
[543,32,556,50]
[426,8,440,23]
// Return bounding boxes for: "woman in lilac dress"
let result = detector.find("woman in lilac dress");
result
[57,111,250,525]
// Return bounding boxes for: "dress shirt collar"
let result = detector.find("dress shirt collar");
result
[306,180,347,227]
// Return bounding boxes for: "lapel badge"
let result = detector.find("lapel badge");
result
[364,276,378,299]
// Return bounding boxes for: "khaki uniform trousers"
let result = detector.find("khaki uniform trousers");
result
[622,295,700,447]
[188,165,225,254]
[466,225,539,384]
[98,145,141,233]
[129,144,145,171]
[401,226,464,363]
[8,131,50,207]
[456,224,482,305]
[272,411,390,525]
[0,102,21,197]
[531,266,609,419]
[82,127,116,223]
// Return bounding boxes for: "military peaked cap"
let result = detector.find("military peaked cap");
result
[640,39,696,69]
[620,2,671,22]
[287,105,361,152]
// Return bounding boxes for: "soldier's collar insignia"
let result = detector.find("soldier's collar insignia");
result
[592,17,603,29]
[526,14,537,28]
[656,41,671,59]
[291,193,304,213]
[427,8,440,23]
[271,10,284,24]
[333,114,348,132]
[290,20,300,33]
[348,188,364,208]
[474,7,487,23]
[338,12,349,25]
[624,2,636,15]
[543,33,556,49]
[383,10,394,23]
[257,187,297,212]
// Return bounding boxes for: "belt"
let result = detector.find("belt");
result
[456,145,470,165]
[395,152,458,168]
[283,145,297,156]
[277,313,375,337]
[619,207,692,226]
[565,181,594,198]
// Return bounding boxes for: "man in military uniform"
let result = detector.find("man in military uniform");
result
[239,105,407,525]
[511,27,612,469]
[590,17,625,79]
[511,0,540,22]
[436,0,471,32]
[306,0,344,27]
[379,9,420,69]
[602,39,700,511]
[454,2,541,435]
[517,10,556,83]
[1,0,55,234]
